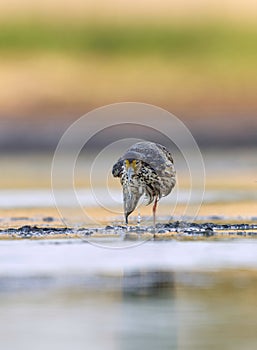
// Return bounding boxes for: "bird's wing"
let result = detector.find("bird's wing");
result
[112,160,123,177]
[155,143,174,164]
[127,142,173,175]
[112,141,174,177]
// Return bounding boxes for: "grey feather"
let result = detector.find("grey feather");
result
[112,141,176,223]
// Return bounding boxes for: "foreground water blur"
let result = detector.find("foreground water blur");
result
[1,274,256,350]
[1,148,257,349]
[0,239,257,349]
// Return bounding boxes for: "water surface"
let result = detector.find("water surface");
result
[1,148,257,349]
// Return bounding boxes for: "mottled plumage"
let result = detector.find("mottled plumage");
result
[112,141,176,224]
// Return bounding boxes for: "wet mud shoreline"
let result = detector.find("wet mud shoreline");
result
[1,221,257,240]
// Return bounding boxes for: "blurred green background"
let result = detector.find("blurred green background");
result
[0,0,257,150]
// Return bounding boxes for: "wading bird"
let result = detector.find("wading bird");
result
[112,141,176,225]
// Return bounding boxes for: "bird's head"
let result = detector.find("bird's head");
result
[123,159,140,181]
[112,150,147,224]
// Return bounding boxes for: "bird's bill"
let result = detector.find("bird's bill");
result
[123,159,140,224]
[123,187,141,225]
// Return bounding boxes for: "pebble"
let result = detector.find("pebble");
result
[105,225,115,230]
[10,217,29,221]
[42,217,55,222]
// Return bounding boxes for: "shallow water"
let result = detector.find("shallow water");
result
[2,282,256,350]
[1,239,257,350]
[1,148,257,349]
[1,239,257,279]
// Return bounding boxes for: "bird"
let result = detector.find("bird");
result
[112,141,176,225]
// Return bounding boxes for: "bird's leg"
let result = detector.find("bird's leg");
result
[152,197,158,229]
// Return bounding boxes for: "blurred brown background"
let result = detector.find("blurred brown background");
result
[0,0,257,150]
